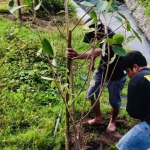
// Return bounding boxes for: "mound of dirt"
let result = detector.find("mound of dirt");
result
[69,118,131,150]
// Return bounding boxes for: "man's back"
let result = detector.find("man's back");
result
[127,68,150,120]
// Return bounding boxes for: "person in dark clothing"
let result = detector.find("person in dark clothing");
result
[117,51,150,150]
[66,18,126,132]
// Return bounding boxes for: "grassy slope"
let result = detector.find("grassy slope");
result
[0,15,65,150]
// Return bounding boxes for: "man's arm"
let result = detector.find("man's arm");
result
[66,48,102,59]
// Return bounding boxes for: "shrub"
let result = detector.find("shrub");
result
[40,0,75,13]
[42,0,64,11]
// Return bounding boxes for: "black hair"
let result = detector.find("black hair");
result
[123,51,147,70]
[83,18,104,43]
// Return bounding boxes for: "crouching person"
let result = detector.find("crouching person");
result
[117,51,150,150]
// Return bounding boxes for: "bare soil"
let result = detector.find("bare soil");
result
[69,117,130,150]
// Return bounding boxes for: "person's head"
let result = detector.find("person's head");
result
[83,18,104,43]
[123,51,147,78]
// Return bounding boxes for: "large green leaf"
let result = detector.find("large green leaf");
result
[104,0,113,16]
[24,0,31,5]
[126,21,131,31]
[126,35,136,43]
[42,38,54,56]
[131,28,142,43]
[8,0,14,8]
[9,5,27,14]
[83,26,95,33]
[113,34,124,44]
[96,1,108,11]
[90,10,97,18]
[105,38,118,44]
[90,10,98,23]
[118,12,127,20]
[114,16,123,23]
[34,1,42,10]
[112,45,127,56]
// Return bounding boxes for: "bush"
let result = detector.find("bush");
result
[42,0,64,11]
[22,0,75,16]
[40,0,75,13]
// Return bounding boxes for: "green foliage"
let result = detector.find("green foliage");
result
[87,133,99,143]
[37,0,75,13]
[42,38,54,56]
[8,5,27,15]
[144,3,150,17]
[130,7,136,12]
[42,0,64,11]
[112,45,126,56]
[109,143,119,150]
[8,0,14,8]
[0,16,13,58]
[7,0,75,19]
[81,2,142,57]
[138,0,150,17]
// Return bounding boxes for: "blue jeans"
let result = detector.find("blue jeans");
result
[116,121,150,150]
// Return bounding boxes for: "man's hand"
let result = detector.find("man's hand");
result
[66,47,102,59]
[94,48,102,58]
[66,48,79,59]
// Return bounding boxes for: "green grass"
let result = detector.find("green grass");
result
[0,0,9,13]
[0,15,67,149]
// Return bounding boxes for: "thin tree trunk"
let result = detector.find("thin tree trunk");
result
[17,0,22,20]
[65,30,72,150]
[32,0,36,24]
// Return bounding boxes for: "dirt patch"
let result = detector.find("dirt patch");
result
[0,12,69,31]
[69,117,132,150]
